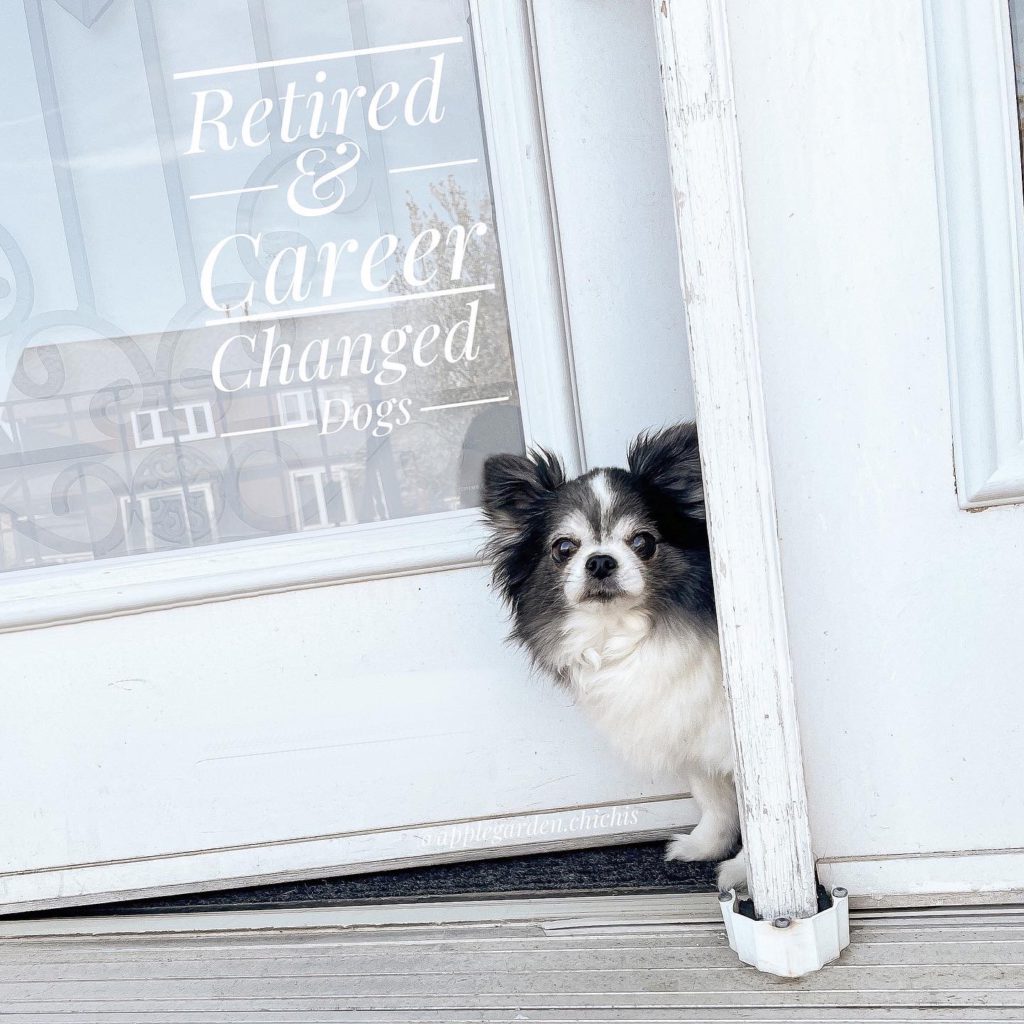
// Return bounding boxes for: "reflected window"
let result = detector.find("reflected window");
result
[1011,2,1024,179]
[277,391,318,428]
[291,469,329,531]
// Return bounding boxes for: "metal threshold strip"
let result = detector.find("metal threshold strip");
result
[1,893,1023,1021]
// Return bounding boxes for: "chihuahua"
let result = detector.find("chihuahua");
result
[482,423,744,890]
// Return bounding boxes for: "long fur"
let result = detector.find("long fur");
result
[482,423,746,890]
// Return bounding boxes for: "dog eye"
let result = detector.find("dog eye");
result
[551,537,579,563]
[629,532,657,560]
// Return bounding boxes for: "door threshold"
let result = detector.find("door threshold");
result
[5,888,1024,940]
[0,891,724,938]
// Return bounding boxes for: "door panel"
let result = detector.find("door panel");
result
[0,0,697,912]
[724,0,1024,901]
[2,570,694,912]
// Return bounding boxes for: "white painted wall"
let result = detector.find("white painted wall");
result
[725,0,1024,898]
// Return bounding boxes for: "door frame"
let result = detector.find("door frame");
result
[651,0,819,923]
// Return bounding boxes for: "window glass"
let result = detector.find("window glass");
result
[0,0,523,571]
[1011,1,1024,176]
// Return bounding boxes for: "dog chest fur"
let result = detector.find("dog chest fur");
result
[554,607,733,778]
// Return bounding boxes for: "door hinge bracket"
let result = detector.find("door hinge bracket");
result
[719,886,850,977]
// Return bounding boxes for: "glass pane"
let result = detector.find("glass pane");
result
[0,0,525,572]
[1012,1,1024,178]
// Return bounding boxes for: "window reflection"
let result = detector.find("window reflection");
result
[1010,1,1024,181]
[0,1,524,571]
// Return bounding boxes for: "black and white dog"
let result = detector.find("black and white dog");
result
[482,423,744,890]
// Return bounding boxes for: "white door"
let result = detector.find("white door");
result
[718,0,1024,903]
[0,0,697,912]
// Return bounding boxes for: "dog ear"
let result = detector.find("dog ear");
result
[482,448,565,527]
[627,422,705,520]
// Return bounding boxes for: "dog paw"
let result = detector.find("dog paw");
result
[716,851,748,892]
[665,833,704,862]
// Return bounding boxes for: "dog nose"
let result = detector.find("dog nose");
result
[585,553,618,579]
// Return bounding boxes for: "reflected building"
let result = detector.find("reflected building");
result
[0,296,522,571]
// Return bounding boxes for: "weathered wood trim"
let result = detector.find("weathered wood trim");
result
[650,0,818,920]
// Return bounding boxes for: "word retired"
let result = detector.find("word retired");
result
[185,56,446,154]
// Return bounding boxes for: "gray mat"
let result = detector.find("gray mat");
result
[11,841,718,919]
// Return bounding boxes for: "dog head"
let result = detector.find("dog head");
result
[481,423,715,668]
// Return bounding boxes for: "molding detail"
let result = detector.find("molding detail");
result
[650,0,818,922]
[0,509,488,633]
[818,845,1024,904]
[924,0,1024,508]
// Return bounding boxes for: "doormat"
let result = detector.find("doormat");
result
[13,841,718,918]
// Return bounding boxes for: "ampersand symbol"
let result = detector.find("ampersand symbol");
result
[286,142,362,217]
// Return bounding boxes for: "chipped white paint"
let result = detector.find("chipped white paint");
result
[650,0,818,922]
